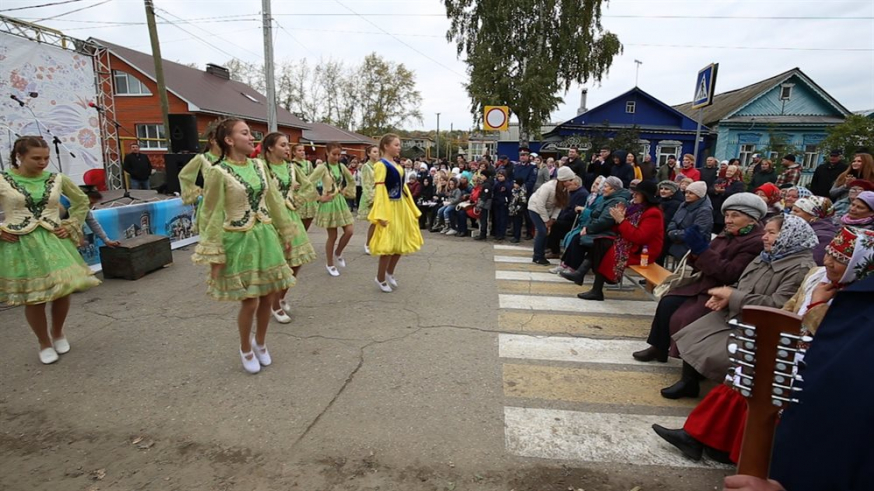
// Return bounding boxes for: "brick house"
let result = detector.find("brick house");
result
[90,38,309,169]
[301,121,375,162]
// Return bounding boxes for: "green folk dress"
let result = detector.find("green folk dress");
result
[310,162,356,229]
[266,160,317,268]
[357,161,377,220]
[179,151,219,234]
[191,159,296,301]
[292,159,318,220]
[0,171,101,306]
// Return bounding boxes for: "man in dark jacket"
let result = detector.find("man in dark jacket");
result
[566,145,586,181]
[609,150,635,189]
[512,148,538,239]
[699,157,719,189]
[808,149,848,198]
[639,154,657,182]
[726,274,874,491]
[123,143,153,190]
[584,146,611,190]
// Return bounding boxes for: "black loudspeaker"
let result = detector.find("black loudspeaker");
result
[168,113,199,153]
[163,153,197,195]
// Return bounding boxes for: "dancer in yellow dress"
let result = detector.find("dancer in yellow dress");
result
[358,144,379,255]
[261,132,317,324]
[192,119,296,374]
[0,136,101,364]
[290,143,317,231]
[369,134,424,292]
[309,142,356,277]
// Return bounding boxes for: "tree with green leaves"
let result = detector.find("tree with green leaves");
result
[356,53,423,135]
[820,114,874,160]
[444,0,622,146]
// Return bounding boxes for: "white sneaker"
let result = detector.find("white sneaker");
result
[279,299,291,313]
[240,348,261,374]
[326,264,340,277]
[272,308,291,324]
[445,229,458,236]
[52,336,71,354]
[39,347,59,365]
[375,277,393,293]
[334,255,346,268]
[250,334,272,366]
[364,244,371,255]
[386,273,398,288]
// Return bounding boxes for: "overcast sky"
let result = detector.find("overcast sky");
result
[4,0,873,131]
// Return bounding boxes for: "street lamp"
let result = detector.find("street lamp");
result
[436,113,441,162]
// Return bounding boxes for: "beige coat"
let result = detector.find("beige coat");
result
[673,250,816,381]
[527,180,562,222]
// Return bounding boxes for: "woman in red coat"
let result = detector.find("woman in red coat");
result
[578,180,664,300]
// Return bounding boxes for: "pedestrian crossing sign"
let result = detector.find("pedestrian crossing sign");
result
[691,63,718,109]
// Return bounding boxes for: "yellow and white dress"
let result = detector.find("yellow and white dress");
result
[368,159,423,256]
[179,151,219,233]
[292,158,318,220]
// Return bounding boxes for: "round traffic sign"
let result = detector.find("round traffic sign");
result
[485,107,507,130]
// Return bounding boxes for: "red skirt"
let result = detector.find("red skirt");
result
[684,384,747,463]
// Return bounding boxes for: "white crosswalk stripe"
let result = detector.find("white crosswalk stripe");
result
[499,334,680,367]
[499,294,658,316]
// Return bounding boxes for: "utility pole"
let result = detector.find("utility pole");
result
[634,59,643,87]
[435,113,441,162]
[261,0,277,132]
[144,0,171,150]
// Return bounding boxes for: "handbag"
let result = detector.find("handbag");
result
[653,251,700,299]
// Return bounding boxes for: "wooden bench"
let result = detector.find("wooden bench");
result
[626,263,672,299]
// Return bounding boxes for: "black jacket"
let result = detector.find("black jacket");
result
[567,157,586,181]
[699,166,719,189]
[809,160,848,198]
[660,193,682,230]
[609,162,635,189]
[123,153,152,181]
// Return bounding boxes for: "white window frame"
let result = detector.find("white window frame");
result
[656,140,681,167]
[638,139,651,162]
[113,70,152,96]
[739,144,756,167]
[625,101,636,114]
[780,84,794,101]
[135,124,166,150]
[803,144,820,170]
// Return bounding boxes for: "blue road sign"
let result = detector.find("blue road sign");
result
[691,63,719,109]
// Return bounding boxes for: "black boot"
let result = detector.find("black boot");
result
[660,362,701,399]
[652,424,703,461]
[632,345,668,363]
[577,273,605,301]
[704,446,734,464]
[560,259,591,286]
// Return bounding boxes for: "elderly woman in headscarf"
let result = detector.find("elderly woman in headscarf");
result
[837,190,874,231]
[559,176,631,283]
[651,226,874,464]
[666,214,818,399]
[633,193,766,369]
[782,185,812,214]
[709,165,745,235]
[791,195,837,265]
[550,175,606,275]
[754,182,783,222]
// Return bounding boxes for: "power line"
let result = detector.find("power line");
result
[153,12,239,60]
[155,7,262,58]
[34,0,112,22]
[0,0,87,13]
[626,42,873,52]
[331,0,466,77]
[273,18,314,57]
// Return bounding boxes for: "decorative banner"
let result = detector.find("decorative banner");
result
[484,105,510,131]
[77,198,198,270]
[0,32,103,184]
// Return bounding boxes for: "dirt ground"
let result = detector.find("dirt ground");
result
[0,225,728,491]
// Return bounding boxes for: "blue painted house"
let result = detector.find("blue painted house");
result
[517,87,708,167]
[674,68,851,172]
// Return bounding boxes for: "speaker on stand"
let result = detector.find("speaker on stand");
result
[168,113,200,153]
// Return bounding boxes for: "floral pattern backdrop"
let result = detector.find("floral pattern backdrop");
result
[0,33,103,185]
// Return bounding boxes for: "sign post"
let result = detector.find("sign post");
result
[483,106,509,132]
[691,63,718,166]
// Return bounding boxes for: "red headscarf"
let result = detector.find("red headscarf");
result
[755,182,782,205]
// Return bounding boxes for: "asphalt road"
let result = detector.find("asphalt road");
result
[0,221,730,490]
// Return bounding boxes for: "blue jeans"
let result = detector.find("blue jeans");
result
[493,205,508,238]
[528,210,548,261]
[456,209,470,235]
[130,178,150,190]
[511,214,523,240]
[438,205,453,222]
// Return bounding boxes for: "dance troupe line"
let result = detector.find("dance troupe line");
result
[0,122,423,373]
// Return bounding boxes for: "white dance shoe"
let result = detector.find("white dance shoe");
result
[374,277,393,293]
[39,347,59,365]
[386,273,398,288]
[334,255,347,268]
[52,336,71,354]
[326,264,340,277]
[250,334,272,366]
[240,348,261,374]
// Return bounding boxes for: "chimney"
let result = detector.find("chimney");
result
[205,63,230,80]
[577,88,588,116]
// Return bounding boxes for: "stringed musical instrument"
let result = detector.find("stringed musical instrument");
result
[725,305,811,478]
